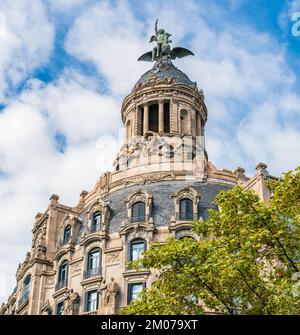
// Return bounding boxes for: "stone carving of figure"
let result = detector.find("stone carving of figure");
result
[41,300,52,315]
[62,289,80,315]
[150,19,172,61]
[98,277,119,315]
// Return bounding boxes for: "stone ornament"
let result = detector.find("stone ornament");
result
[62,289,80,315]
[98,277,120,315]
[41,300,52,315]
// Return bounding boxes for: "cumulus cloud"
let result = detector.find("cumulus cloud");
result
[0,70,120,301]
[0,0,54,101]
[65,0,150,96]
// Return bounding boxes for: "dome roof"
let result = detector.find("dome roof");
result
[134,59,194,90]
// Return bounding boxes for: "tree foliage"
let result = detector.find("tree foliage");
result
[122,167,300,315]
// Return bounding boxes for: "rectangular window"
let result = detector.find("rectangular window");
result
[85,290,98,312]
[128,282,145,304]
[56,301,64,315]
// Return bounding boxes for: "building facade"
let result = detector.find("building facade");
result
[0,45,274,316]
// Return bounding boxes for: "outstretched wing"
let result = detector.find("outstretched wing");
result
[170,47,194,60]
[149,35,157,43]
[138,51,153,62]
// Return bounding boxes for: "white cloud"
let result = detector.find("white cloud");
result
[0,71,120,301]
[65,0,149,96]
[0,0,54,101]
[47,0,89,12]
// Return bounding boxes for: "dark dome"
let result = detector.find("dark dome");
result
[134,59,194,89]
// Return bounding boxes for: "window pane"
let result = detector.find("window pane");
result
[129,283,144,302]
[88,250,100,270]
[132,202,145,222]
[87,291,98,311]
[130,241,145,261]
[92,212,101,231]
[63,226,71,244]
[59,262,68,282]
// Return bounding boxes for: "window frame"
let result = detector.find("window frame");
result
[58,260,68,286]
[128,239,147,262]
[179,198,194,220]
[131,201,146,223]
[85,290,98,312]
[127,282,146,304]
[63,225,71,245]
[86,248,101,277]
[91,211,102,233]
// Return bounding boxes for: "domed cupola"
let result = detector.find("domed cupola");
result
[133,59,195,91]
[112,20,208,184]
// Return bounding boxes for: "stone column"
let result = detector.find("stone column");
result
[159,100,164,133]
[143,104,149,134]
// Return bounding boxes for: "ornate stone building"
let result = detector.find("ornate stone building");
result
[1,27,274,315]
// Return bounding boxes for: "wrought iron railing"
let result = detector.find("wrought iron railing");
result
[18,291,29,306]
[55,279,67,291]
[83,267,101,279]
[88,223,101,234]
[176,213,198,221]
[130,215,148,223]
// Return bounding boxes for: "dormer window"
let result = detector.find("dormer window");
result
[91,212,101,233]
[63,225,71,245]
[131,202,146,223]
[179,198,194,221]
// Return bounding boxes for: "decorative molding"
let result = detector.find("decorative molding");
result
[106,252,120,264]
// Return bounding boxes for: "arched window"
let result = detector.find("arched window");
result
[19,275,31,306]
[131,202,146,223]
[85,248,101,278]
[180,109,189,134]
[149,103,158,133]
[21,274,31,303]
[23,275,31,295]
[91,212,101,233]
[63,225,71,245]
[129,239,146,262]
[179,198,194,220]
[57,260,68,290]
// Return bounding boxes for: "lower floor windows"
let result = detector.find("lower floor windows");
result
[127,282,145,304]
[56,301,64,315]
[85,290,98,312]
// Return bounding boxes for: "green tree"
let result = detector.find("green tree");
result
[122,167,300,315]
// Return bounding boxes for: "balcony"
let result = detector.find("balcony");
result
[176,213,199,221]
[130,215,148,224]
[18,291,29,307]
[55,279,67,291]
[83,267,102,280]
[88,223,101,234]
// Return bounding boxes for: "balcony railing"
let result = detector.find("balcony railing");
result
[18,291,29,307]
[130,215,148,224]
[57,239,70,248]
[55,279,67,291]
[88,223,101,234]
[83,267,101,280]
[176,213,199,221]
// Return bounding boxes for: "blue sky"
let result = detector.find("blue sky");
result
[0,0,300,302]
